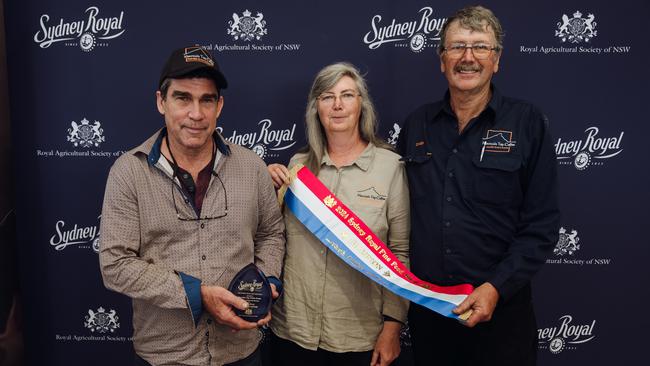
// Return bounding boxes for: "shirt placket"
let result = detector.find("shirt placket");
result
[318,165,343,345]
[198,175,218,361]
[440,114,481,282]
[441,126,460,281]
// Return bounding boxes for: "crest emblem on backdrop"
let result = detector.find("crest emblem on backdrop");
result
[387,123,402,145]
[67,118,105,148]
[84,307,120,333]
[553,227,580,256]
[227,10,268,41]
[79,32,96,52]
[573,151,591,170]
[252,144,267,159]
[556,11,597,43]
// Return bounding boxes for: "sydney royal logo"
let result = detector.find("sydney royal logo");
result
[556,11,597,44]
[218,119,296,160]
[363,7,446,53]
[227,10,267,41]
[538,315,596,354]
[555,126,624,170]
[67,118,105,148]
[50,215,101,252]
[554,227,580,256]
[33,6,125,52]
[84,307,120,333]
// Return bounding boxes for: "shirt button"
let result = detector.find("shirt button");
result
[445,248,452,254]
[205,331,209,336]
[446,196,452,202]
[200,223,205,229]
[444,221,451,227]
[182,173,189,179]
[201,255,206,260]
[184,199,189,204]
[448,172,454,178]
[452,148,458,154]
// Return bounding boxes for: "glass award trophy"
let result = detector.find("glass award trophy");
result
[227,263,272,322]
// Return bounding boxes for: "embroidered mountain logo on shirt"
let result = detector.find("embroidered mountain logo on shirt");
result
[480,130,518,161]
[482,130,517,153]
[357,187,387,201]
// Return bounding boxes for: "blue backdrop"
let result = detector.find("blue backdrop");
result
[5,0,649,364]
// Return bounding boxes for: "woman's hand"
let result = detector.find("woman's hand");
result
[371,321,402,366]
[267,163,291,189]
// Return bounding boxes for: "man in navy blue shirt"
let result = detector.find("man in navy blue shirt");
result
[397,6,560,365]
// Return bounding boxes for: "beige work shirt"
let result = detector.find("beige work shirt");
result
[99,130,285,365]
[271,142,410,352]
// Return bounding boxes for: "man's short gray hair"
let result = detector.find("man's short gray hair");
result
[438,5,504,54]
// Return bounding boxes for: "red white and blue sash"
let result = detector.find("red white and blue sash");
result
[281,165,474,320]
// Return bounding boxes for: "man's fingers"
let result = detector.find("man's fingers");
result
[456,309,473,321]
[267,165,283,188]
[453,296,473,314]
[268,164,291,187]
[217,311,258,330]
[463,309,483,328]
[270,284,279,299]
[270,173,283,189]
[460,301,487,327]
[216,288,248,310]
[370,350,379,366]
[202,286,258,330]
[232,317,258,330]
[257,311,272,327]
[275,168,287,183]
[273,164,289,183]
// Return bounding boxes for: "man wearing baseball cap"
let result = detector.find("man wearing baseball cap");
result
[99,46,285,366]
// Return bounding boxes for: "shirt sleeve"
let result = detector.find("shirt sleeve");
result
[252,159,286,279]
[381,159,410,322]
[488,109,561,300]
[99,156,199,325]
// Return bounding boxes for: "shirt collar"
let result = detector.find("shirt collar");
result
[437,84,502,125]
[320,142,375,172]
[137,127,231,167]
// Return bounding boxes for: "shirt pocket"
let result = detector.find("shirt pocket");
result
[471,155,522,206]
[401,154,432,199]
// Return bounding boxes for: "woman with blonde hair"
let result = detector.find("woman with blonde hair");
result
[268,62,410,366]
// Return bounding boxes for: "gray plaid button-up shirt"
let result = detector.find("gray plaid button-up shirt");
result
[99,129,285,365]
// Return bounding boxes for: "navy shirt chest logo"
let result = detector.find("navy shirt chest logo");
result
[480,129,517,161]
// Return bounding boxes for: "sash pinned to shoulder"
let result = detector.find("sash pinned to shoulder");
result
[278,164,474,320]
